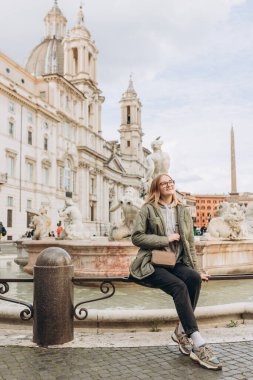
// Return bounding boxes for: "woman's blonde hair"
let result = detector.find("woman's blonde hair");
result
[145,173,180,208]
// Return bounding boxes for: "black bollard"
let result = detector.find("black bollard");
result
[33,247,74,346]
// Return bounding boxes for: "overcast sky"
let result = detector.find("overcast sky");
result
[0,0,252,194]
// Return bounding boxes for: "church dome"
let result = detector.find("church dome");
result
[25,1,66,76]
[26,37,64,76]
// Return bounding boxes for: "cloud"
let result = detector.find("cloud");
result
[0,0,252,194]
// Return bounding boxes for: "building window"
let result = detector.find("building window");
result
[90,177,96,194]
[73,101,77,116]
[27,112,33,123]
[207,200,211,203]
[28,130,32,145]
[90,202,95,221]
[6,156,15,177]
[8,121,14,137]
[8,101,15,113]
[27,199,32,209]
[59,167,64,190]
[44,136,48,151]
[201,200,205,203]
[127,140,131,147]
[7,196,13,207]
[40,91,46,100]
[26,162,34,181]
[42,167,49,186]
[127,106,131,124]
[7,209,12,227]
[64,159,72,191]
[66,96,70,111]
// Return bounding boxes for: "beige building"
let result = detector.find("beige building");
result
[0,2,148,239]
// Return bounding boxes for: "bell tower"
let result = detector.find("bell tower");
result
[63,5,104,134]
[63,5,97,88]
[119,76,143,161]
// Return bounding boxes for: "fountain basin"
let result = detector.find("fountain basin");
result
[196,239,253,275]
[22,238,253,277]
[23,239,138,278]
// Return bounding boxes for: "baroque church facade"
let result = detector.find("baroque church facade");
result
[0,2,148,240]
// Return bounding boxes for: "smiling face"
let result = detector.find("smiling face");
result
[159,175,175,198]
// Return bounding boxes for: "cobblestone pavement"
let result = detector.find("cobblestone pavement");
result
[0,341,252,380]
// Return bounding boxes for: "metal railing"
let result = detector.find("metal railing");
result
[1,256,253,347]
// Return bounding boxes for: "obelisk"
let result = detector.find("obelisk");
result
[230,126,238,195]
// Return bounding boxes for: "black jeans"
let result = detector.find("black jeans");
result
[134,263,202,336]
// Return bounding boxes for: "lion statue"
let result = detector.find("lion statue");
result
[207,202,247,240]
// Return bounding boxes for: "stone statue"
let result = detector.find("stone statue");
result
[142,137,170,193]
[29,207,51,240]
[59,198,89,240]
[245,202,253,237]
[207,202,248,240]
[109,187,144,240]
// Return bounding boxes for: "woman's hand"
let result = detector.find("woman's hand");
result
[201,273,209,282]
[168,233,180,242]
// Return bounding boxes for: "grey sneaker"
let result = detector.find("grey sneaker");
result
[171,325,193,356]
[190,344,222,370]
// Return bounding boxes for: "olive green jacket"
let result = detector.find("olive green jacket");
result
[129,203,199,280]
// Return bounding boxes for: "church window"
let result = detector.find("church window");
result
[7,196,13,207]
[66,96,70,111]
[7,209,13,228]
[90,202,95,221]
[64,159,72,191]
[127,140,131,147]
[6,155,15,177]
[60,91,64,108]
[26,162,34,181]
[27,112,33,123]
[73,101,77,116]
[8,121,14,137]
[59,167,64,190]
[44,136,48,151]
[28,130,32,145]
[127,106,131,124]
[8,101,15,113]
[90,177,96,194]
[39,91,46,100]
[42,167,49,186]
[73,48,78,75]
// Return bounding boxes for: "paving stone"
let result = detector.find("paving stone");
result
[0,342,252,379]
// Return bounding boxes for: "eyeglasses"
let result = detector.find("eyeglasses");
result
[159,180,175,188]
